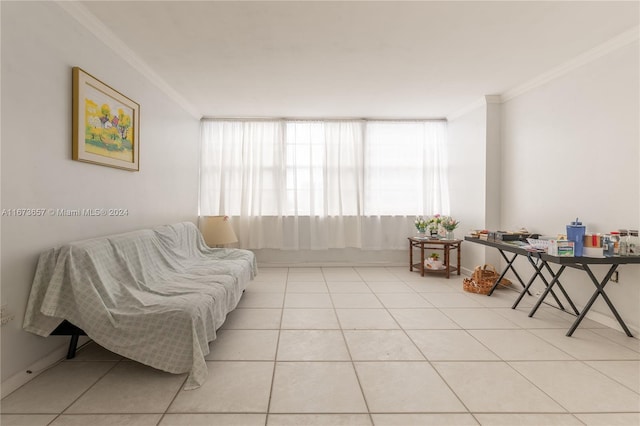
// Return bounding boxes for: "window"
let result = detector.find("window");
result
[200,118,449,249]
[364,120,449,215]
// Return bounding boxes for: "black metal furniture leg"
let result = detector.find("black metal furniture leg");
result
[498,250,529,292]
[525,255,566,311]
[567,265,631,337]
[67,333,80,359]
[540,262,579,315]
[489,251,530,296]
[512,262,541,309]
[528,265,566,317]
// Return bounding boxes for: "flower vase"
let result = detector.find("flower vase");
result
[445,230,455,240]
[417,229,427,237]
[429,229,438,238]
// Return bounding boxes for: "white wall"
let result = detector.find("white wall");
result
[501,41,639,331]
[448,40,638,332]
[1,1,200,385]
[447,103,492,273]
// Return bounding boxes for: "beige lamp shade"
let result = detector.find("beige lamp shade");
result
[200,216,238,247]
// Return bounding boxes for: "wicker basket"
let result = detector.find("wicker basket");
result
[463,264,512,295]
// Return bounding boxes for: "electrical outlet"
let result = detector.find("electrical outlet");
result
[1,305,15,326]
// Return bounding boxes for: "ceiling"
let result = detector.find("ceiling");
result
[80,1,639,119]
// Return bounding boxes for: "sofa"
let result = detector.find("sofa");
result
[23,222,256,389]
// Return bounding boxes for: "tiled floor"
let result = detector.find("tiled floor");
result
[2,267,639,426]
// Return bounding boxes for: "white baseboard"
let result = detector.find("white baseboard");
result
[585,310,639,336]
[1,337,90,399]
[257,261,407,268]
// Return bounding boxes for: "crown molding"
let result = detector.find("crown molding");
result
[502,25,639,102]
[447,25,639,121]
[446,95,502,120]
[446,97,486,121]
[56,1,202,119]
[484,95,502,104]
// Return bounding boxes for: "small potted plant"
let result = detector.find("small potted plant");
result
[414,216,428,235]
[425,252,443,269]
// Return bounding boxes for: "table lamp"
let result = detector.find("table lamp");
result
[200,216,238,247]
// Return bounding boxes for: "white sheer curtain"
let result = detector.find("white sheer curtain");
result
[364,120,449,216]
[284,121,364,249]
[200,119,449,250]
[200,120,285,248]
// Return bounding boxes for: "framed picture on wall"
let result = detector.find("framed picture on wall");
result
[72,67,140,171]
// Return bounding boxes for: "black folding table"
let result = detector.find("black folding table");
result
[465,237,638,337]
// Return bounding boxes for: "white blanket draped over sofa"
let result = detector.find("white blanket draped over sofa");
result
[23,222,257,389]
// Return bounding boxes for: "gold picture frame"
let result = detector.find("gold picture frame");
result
[72,67,140,171]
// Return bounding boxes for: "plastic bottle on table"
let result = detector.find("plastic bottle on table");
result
[629,230,638,256]
[619,230,629,256]
[609,231,621,255]
[603,235,613,257]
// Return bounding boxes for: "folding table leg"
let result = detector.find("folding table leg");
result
[512,259,545,309]
[488,251,529,296]
[541,262,579,315]
[524,256,566,311]
[499,250,529,291]
[528,265,566,317]
[567,265,632,337]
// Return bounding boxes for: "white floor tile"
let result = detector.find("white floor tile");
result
[322,268,363,282]
[371,413,478,426]
[267,413,372,425]
[355,361,466,413]
[406,280,459,293]
[1,362,116,414]
[473,414,583,425]
[0,414,57,426]
[220,308,282,330]
[66,362,185,414]
[468,329,574,360]
[421,293,485,308]
[407,330,499,361]
[343,330,424,360]
[327,282,371,293]
[388,308,461,329]
[590,328,640,352]
[511,360,640,412]
[277,330,350,361]
[376,293,432,308]
[434,361,565,413]
[206,330,279,360]
[269,362,367,413]
[281,309,340,329]
[237,292,285,308]
[331,293,383,308]
[51,414,162,426]
[285,282,328,293]
[490,306,574,329]
[585,360,640,392]
[467,289,531,308]
[245,282,287,293]
[168,361,273,413]
[574,413,640,426]
[336,309,400,330]
[69,343,123,361]
[354,268,398,281]
[531,329,640,360]
[160,414,266,425]
[440,308,520,329]
[366,282,414,293]
[284,293,333,308]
